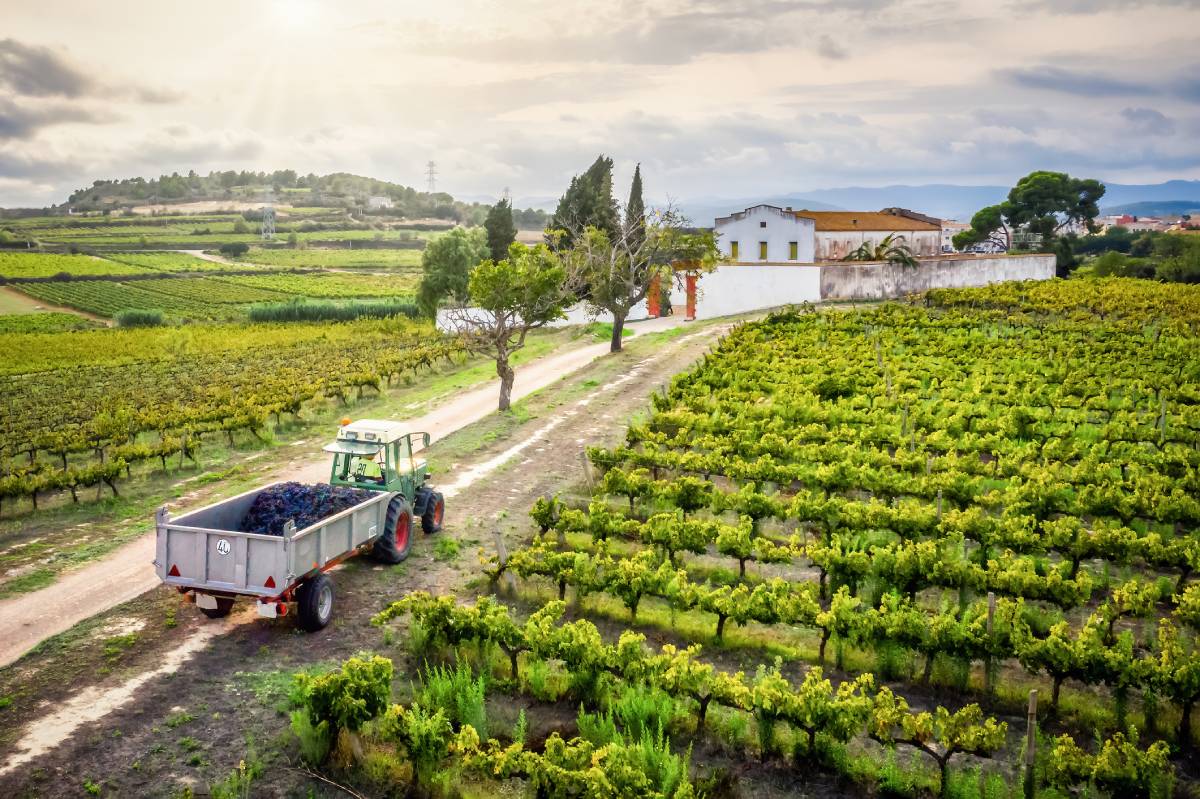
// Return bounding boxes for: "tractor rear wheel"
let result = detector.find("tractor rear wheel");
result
[372,497,413,563]
[297,573,335,631]
[422,491,445,535]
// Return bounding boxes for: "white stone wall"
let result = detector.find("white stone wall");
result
[714,205,815,263]
[667,263,822,318]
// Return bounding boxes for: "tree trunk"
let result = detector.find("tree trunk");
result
[819,630,830,664]
[939,756,951,799]
[1051,676,1063,711]
[1181,700,1193,747]
[497,358,515,411]
[715,613,727,640]
[610,313,626,353]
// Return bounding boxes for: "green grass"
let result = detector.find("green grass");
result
[0,567,56,598]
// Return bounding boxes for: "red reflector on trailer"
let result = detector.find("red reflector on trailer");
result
[276,603,288,616]
[264,575,276,589]
[168,564,180,577]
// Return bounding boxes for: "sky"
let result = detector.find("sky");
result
[1,0,1198,208]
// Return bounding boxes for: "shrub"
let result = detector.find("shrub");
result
[219,242,250,258]
[418,660,488,738]
[115,309,165,328]
[610,684,680,741]
[295,654,393,734]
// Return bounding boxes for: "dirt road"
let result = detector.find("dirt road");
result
[0,315,684,668]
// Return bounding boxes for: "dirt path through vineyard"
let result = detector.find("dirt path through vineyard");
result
[0,314,684,669]
[0,312,743,797]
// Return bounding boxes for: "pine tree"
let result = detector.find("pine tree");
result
[484,197,517,262]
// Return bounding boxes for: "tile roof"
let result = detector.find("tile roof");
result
[794,210,940,232]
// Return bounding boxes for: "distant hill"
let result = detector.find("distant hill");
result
[57,170,548,228]
[680,180,1200,225]
[1101,200,1200,217]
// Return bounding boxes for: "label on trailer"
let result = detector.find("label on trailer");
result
[216,539,231,556]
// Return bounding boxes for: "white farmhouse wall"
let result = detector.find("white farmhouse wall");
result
[819,254,1055,300]
[667,264,822,318]
[814,229,942,260]
[714,205,815,263]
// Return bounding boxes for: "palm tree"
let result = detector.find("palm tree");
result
[842,233,917,267]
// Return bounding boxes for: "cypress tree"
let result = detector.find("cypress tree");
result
[626,163,645,253]
[547,155,620,247]
[484,197,517,262]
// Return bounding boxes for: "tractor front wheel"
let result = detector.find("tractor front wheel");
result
[422,491,445,535]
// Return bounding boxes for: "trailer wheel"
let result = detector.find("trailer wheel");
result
[200,597,234,619]
[422,491,445,535]
[297,573,334,631]
[372,498,413,564]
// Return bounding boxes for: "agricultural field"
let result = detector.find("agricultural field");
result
[0,312,99,333]
[99,251,236,273]
[12,279,243,319]
[222,271,420,298]
[0,251,153,279]
[302,278,1197,799]
[229,246,423,269]
[0,317,461,510]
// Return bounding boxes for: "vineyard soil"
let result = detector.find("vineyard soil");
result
[0,311,745,798]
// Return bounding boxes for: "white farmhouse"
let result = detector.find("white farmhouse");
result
[715,205,942,262]
[367,195,393,210]
[713,204,815,262]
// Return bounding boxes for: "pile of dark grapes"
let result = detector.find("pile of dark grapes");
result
[241,482,375,536]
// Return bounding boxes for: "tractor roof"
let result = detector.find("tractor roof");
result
[335,419,409,444]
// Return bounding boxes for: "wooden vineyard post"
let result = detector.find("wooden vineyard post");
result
[985,592,996,696]
[492,529,516,597]
[581,449,594,491]
[1024,689,1038,799]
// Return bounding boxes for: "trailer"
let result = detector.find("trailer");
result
[154,421,444,630]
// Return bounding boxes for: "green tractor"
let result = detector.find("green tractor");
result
[322,418,444,563]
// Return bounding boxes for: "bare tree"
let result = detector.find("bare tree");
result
[442,243,570,411]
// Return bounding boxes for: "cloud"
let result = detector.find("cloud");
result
[1121,107,1176,135]
[0,39,95,98]
[816,34,848,60]
[0,38,180,104]
[0,97,117,140]
[1000,65,1151,98]
[1010,0,1200,12]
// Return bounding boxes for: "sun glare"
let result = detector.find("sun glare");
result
[274,0,321,30]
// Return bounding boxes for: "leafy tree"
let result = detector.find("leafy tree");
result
[484,197,517,262]
[218,242,249,258]
[954,171,1105,275]
[416,226,489,317]
[547,155,620,248]
[443,243,569,410]
[841,233,917,267]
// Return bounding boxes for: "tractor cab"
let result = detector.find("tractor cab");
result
[323,419,431,503]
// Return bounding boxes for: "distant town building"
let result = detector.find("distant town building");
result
[367,196,393,210]
[939,220,971,252]
[713,205,941,263]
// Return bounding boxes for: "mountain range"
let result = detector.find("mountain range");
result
[670,180,1200,226]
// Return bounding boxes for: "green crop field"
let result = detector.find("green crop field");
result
[100,252,233,272]
[12,280,238,319]
[0,312,99,334]
[230,247,423,269]
[219,272,418,298]
[0,252,154,279]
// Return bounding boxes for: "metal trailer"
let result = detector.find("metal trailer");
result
[154,482,398,630]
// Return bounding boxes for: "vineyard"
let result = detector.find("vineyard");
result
[325,279,1199,798]
[11,279,244,319]
[0,318,463,512]
[99,251,237,273]
[0,312,98,333]
[228,247,423,269]
[0,252,154,279]
[222,271,420,298]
